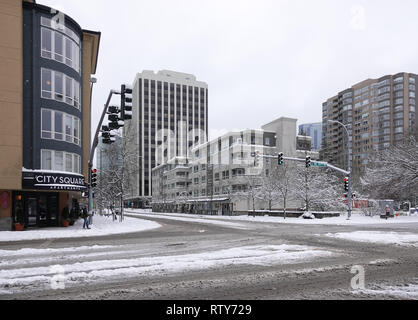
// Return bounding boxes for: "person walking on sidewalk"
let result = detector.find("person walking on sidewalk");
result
[82,207,90,229]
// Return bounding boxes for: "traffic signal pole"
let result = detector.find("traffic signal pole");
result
[88,89,120,215]
[328,119,352,220]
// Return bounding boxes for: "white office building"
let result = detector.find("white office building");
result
[125,70,208,207]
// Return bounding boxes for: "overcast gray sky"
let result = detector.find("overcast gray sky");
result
[40,0,418,140]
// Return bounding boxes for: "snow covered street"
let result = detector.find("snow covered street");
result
[0,211,417,300]
[0,243,336,295]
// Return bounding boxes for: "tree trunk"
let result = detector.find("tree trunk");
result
[120,192,123,222]
[284,197,287,220]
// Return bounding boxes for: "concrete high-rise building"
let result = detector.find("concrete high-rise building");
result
[322,72,417,172]
[298,122,322,151]
[151,117,319,214]
[125,70,208,207]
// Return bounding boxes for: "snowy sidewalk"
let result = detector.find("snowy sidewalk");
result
[323,231,418,247]
[0,215,161,242]
[126,209,418,226]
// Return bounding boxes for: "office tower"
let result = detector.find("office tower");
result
[299,122,322,151]
[126,70,208,207]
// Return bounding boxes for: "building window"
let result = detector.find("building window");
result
[41,109,52,138]
[41,68,80,109]
[41,108,81,146]
[41,28,52,58]
[265,137,270,145]
[54,32,64,63]
[41,150,52,170]
[54,72,64,101]
[41,149,81,174]
[54,151,64,171]
[54,111,63,140]
[41,69,52,98]
[65,76,73,105]
[40,18,80,72]
[394,84,404,91]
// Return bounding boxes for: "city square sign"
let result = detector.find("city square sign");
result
[22,170,87,191]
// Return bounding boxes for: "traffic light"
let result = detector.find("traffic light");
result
[91,169,97,188]
[344,177,349,192]
[305,156,311,168]
[278,152,284,165]
[101,125,116,144]
[107,105,121,130]
[121,84,133,120]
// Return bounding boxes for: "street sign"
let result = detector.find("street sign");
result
[311,162,327,168]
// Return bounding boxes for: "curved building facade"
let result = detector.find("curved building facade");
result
[0,0,100,230]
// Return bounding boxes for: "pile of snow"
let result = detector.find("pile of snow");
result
[324,231,418,247]
[301,212,315,219]
[0,215,161,242]
[354,280,418,299]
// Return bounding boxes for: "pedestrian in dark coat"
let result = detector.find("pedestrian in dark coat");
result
[82,207,90,229]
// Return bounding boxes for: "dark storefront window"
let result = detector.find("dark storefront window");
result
[12,192,59,229]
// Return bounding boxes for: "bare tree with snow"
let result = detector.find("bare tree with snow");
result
[361,136,418,201]
[96,121,140,221]
[274,162,297,219]
[234,173,263,216]
[291,164,345,212]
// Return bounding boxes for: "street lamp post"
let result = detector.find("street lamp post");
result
[328,119,352,220]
